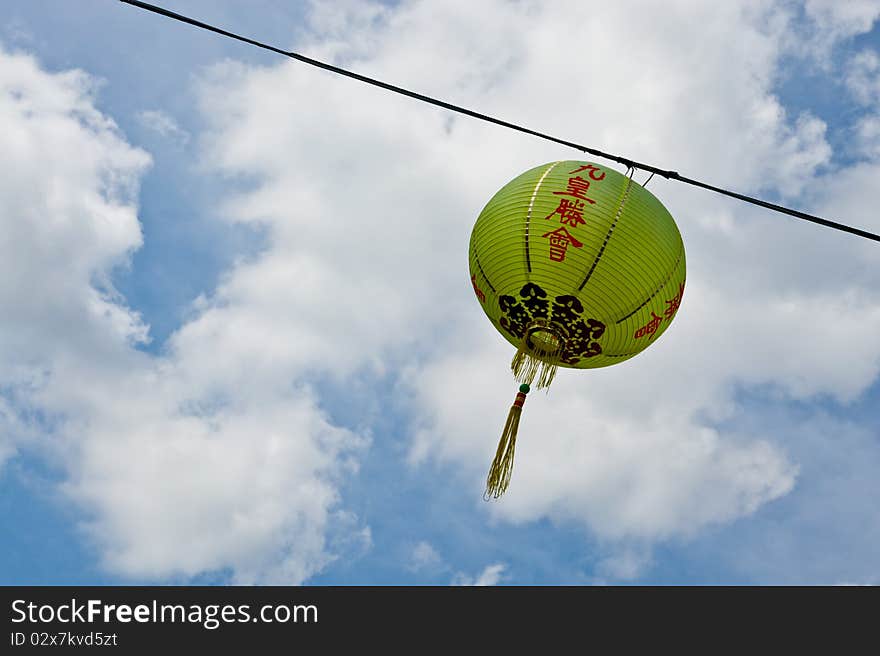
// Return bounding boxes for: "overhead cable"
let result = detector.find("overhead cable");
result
[119,0,880,243]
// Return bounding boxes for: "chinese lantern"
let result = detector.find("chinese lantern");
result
[470,160,686,498]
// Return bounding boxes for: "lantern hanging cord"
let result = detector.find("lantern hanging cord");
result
[120,0,880,244]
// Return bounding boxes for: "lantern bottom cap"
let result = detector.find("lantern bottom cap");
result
[525,325,563,358]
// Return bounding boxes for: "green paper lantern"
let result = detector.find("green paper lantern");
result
[470,160,686,498]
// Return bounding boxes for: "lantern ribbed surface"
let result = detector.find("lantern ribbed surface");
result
[469,160,686,372]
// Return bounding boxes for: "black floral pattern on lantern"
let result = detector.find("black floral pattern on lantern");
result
[519,283,550,319]
[498,283,605,365]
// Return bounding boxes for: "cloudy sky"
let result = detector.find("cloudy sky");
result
[2,0,879,585]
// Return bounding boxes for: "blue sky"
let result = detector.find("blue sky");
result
[1,0,879,585]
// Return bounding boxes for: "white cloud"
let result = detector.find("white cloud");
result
[805,0,880,42]
[408,334,799,542]
[854,115,880,159]
[58,382,363,583]
[783,0,880,63]
[452,563,507,586]
[846,50,880,105]
[408,541,444,573]
[185,0,880,580]
[714,411,880,584]
[0,45,367,584]
[845,49,880,160]
[136,109,190,145]
[0,44,150,467]
[595,546,653,583]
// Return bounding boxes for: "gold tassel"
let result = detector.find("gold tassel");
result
[511,343,561,390]
[485,384,529,500]
[511,347,540,384]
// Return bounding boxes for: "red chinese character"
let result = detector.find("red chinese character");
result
[553,176,596,204]
[664,282,685,320]
[634,312,663,340]
[569,164,606,180]
[545,198,586,227]
[541,226,584,262]
[471,273,486,303]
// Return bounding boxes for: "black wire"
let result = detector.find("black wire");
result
[119,0,880,244]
